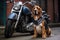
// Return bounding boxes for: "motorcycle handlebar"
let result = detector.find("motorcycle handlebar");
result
[6,0,36,6]
[23,1,36,6]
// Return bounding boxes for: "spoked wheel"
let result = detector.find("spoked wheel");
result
[4,20,15,38]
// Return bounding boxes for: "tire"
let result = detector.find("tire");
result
[4,20,15,38]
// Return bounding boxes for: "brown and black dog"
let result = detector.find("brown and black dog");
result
[32,5,51,39]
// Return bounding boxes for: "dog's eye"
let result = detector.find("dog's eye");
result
[34,8,35,9]
[37,7,38,9]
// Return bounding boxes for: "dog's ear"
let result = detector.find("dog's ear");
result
[38,6,42,14]
[32,7,35,16]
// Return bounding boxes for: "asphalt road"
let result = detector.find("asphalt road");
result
[0,27,60,40]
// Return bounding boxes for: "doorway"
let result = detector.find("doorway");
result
[0,0,6,26]
[58,0,60,22]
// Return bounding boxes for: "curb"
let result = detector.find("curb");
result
[0,26,5,35]
[48,23,60,27]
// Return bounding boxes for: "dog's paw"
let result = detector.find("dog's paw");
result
[42,35,46,39]
[32,35,37,38]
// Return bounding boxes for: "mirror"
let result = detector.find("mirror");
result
[6,0,14,3]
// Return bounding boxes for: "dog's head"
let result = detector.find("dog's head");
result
[32,5,42,21]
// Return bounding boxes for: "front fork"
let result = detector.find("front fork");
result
[15,6,23,28]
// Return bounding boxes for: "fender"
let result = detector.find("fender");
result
[8,13,17,20]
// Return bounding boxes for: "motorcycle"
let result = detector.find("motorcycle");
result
[5,0,35,38]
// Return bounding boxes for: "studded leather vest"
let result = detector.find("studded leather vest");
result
[33,17,43,25]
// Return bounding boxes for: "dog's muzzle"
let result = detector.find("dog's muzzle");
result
[34,10,38,15]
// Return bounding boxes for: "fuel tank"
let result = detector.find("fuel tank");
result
[22,6,31,15]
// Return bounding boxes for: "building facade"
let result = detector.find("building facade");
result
[0,0,60,25]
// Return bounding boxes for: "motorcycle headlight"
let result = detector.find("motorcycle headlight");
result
[13,2,22,11]
[14,6,19,10]
[13,6,20,10]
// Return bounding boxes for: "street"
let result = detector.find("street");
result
[0,27,60,40]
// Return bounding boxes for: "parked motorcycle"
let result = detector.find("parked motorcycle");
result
[5,0,50,38]
[5,1,35,38]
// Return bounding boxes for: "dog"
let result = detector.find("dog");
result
[32,5,51,39]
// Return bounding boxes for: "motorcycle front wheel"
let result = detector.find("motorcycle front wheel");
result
[4,20,15,38]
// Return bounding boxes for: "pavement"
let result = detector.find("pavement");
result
[0,27,60,40]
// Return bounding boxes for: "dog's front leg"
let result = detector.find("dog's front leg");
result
[33,26,37,38]
[41,21,47,39]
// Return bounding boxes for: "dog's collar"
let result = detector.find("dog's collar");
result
[33,17,43,25]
